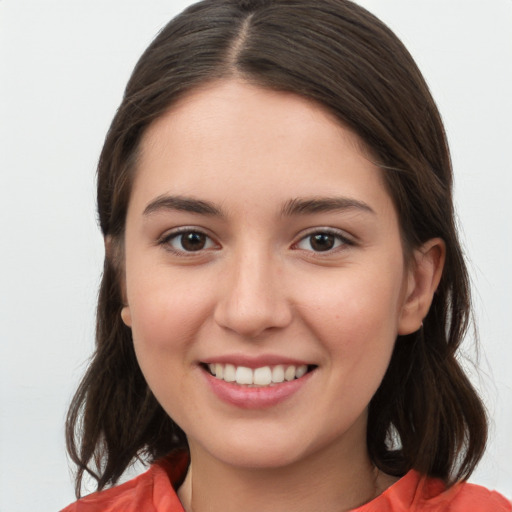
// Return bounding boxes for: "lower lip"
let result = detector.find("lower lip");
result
[203,368,314,409]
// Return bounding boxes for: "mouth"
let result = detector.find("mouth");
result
[202,362,317,387]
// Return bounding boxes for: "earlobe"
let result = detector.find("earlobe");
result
[105,235,131,326]
[121,306,132,327]
[398,238,446,335]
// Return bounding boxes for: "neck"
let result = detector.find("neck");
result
[178,422,392,512]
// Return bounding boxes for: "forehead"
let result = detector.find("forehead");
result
[143,79,365,155]
[132,79,393,219]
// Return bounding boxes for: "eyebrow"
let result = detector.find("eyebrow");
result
[280,197,375,217]
[143,195,224,217]
[142,194,375,218]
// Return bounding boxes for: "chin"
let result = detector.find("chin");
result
[218,445,306,470]
[192,427,325,471]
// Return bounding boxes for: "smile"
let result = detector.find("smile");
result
[206,363,312,387]
[202,361,317,409]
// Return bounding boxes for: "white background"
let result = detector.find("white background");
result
[0,1,510,510]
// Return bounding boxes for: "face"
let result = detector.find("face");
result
[120,80,422,470]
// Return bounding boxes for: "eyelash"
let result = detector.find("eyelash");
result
[293,228,354,254]
[158,228,218,256]
[158,227,354,255]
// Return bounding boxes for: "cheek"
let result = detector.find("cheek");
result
[126,268,214,358]
[296,263,405,369]
[126,272,213,421]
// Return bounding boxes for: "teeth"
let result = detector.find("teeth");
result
[224,364,236,382]
[235,366,253,385]
[206,363,310,386]
[295,365,307,378]
[284,365,296,381]
[271,365,285,383]
[254,366,272,386]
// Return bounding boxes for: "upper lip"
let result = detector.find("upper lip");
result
[201,354,314,368]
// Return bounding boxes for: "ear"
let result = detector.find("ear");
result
[120,305,132,327]
[105,235,132,328]
[398,238,446,335]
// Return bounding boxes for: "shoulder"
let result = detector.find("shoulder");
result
[440,481,512,512]
[359,470,511,512]
[60,468,155,511]
[60,452,189,512]
[414,472,511,511]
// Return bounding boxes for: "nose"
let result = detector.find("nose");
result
[213,249,293,339]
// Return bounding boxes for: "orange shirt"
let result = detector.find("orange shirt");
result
[61,452,511,511]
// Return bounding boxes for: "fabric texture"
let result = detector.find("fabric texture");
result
[61,452,511,512]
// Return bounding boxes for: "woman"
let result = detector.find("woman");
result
[62,0,511,510]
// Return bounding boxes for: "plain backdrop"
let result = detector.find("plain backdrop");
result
[0,1,511,510]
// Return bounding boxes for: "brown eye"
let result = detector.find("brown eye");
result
[180,232,207,251]
[164,230,216,253]
[295,230,350,253]
[310,233,336,251]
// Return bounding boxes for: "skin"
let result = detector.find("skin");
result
[119,80,444,512]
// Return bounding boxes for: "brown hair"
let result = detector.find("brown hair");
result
[66,0,487,497]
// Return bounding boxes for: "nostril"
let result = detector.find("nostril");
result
[213,296,293,338]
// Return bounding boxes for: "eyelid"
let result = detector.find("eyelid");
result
[157,226,220,255]
[156,225,355,255]
[292,227,355,252]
